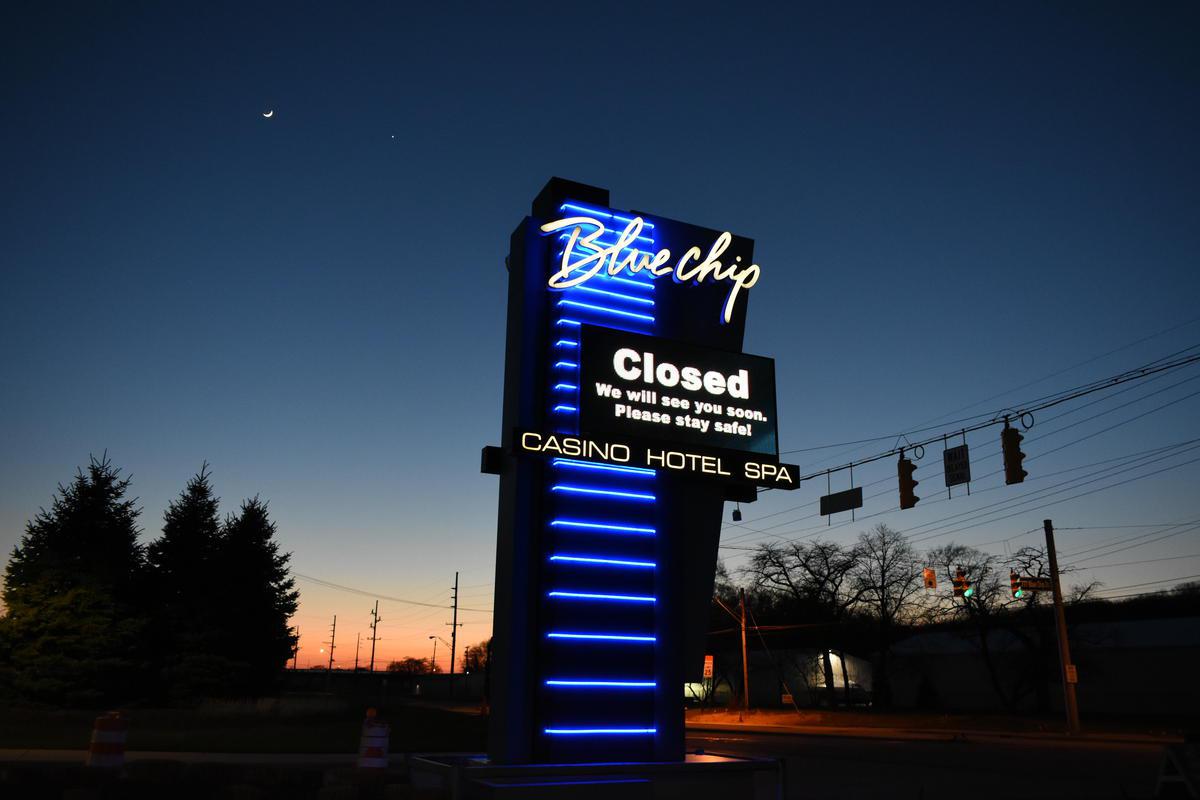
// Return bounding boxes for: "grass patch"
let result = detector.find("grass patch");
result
[0,697,487,753]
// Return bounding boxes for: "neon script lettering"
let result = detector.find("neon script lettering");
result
[540,216,761,324]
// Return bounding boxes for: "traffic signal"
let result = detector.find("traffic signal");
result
[952,568,973,598]
[1001,420,1028,485]
[1010,570,1024,599]
[923,567,937,590]
[898,454,920,510]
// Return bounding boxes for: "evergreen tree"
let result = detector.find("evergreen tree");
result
[0,455,148,705]
[216,497,299,695]
[147,464,229,700]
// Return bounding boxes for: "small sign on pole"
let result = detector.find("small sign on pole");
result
[943,444,972,488]
[1065,664,1078,684]
[703,655,714,679]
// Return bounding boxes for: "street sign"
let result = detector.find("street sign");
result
[820,486,863,516]
[1020,576,1053,592]
[1065,664,1078,684]
[703,655,714,679]
[943,444,972,487]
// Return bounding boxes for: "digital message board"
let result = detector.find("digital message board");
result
[578,325,779,457]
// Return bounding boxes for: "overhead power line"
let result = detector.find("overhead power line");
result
[780,316,1200,459]
[293,572,493,613]
[1092,573,1200,593]
[790,350,1200,484]
[728,364,1200,540]
[720,439,1200,553]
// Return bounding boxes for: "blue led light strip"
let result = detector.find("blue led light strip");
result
[548,591,656,603]
[555,229,656,247]
[544,728,657,735]
[542,202,661,749]
[556,300,655,323]
[553,255,657,283]
[550,458,654,476]
[551,485,654,501]
[558,203,657,230]
[547,632,655,642]
[550,520,655,535]
[545,680,656,688]
[550,555,655,569]
[567,286,656,306]
[592,274,656,291]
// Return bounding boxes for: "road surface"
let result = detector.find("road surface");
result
[686,730,1166,799]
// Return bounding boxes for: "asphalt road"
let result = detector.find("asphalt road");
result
[686,731,1167,800]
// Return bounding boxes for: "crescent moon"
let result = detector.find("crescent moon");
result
[262,110,274,118]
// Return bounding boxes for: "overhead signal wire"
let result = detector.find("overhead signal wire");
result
[1061,522,1200,565]
[727,363,1199,537]
[1087,584,1200,601]
[1061,519,1200,558]
[754,346,1200,488]
[902,447,1200,546]
[783,317,1200,462]
[720,438,1200,553]
[785,339,1200,475]
[790,350,1200,484]
[1055,524,1189,530]
[723,397,1198,550]
[897,440,1200,541]
[720,376,1200,548]
[1064,553,1200,571]
[1091,573,1200,594]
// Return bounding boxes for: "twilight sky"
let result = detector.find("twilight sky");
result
[3,2,1198,669]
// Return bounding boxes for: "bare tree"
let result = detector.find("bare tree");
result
[925,542,1015,708]
[745,540,862,614]
[851,524,923,707]
[744,540,863,707]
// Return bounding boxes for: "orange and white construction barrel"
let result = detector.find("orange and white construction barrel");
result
[357,708,390,769]
[86,711,128,768]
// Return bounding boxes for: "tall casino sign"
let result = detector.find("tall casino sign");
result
[481,179,798,765]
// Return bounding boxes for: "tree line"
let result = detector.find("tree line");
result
[384,639,489,676]
[720,523,1108,710]
[0,456,298,706]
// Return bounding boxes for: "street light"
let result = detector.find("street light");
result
[429,635,452,673]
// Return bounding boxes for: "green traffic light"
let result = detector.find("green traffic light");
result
[1015,589,1024,599]
[964,587,975,598]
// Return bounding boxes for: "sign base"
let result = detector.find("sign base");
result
[409,752,780,799]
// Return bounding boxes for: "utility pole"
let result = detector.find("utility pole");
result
[1044,519,1081,734]
[354,632,361,672]
[327,615,337,672]
[714,592,751,722]
[292,626,300,670]
[429,635,438,672]
[447,572,462,696]
[368,600,381,672]
[739,587,749,722]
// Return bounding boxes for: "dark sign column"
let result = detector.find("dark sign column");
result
[486,178,786,764]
